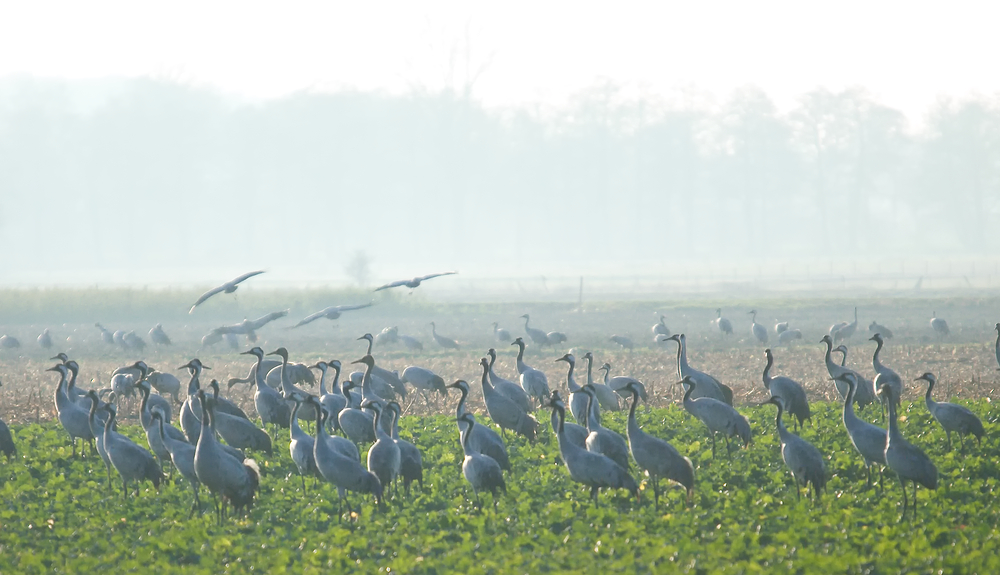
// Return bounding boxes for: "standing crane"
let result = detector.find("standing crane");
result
[556,353,589,425]
[677,376,751,459]
[835,307,859,342]
[49,363,94,458]
[153,410,201,517]
[713,308,733,336]
[289,398,318,492]
[310,397,383,515]
[762,396,826,500]
[870,333,902,418]
[103,405,163,499]
[520,314,550,347]
[749,310,768,345]
[664,334,733,405]
[622,381,693,510]
[511,337,550,407]
[363,401,400,501]
[194,390,261,523]
[547,393,639,504]
[820,335,876,408]
[917,372,984,451]
[880,383,938,518]
[446,380,511,472]
[492,322,511,342]
[429,322,460,350]
[833,372,886,489]
[652,315,671,342]
[149,323,172,346]
[476,359,538,442]
[387,402,423,494]
[238,348,291,436]
[930,312,950,339]
[457,413,507,508]
[486,348,534,413]
[580,385,631,471]
[760,349,810,430]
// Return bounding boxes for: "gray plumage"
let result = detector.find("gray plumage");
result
[289,398,318,487]
[291,302,373,328]
[317,360,348,432]
[154,410,200,515]
[930,312,949,338]
[749,310,768,344]
[401,365,447,397]
[868,321,893,339]
[0,416,15,461]
[835,307,859,342]
[37,329,53,349]
[834,373,886,487]
[429,322,460,350]
[193,390,261,520]
[188,270,265,313]
[584,354,622,413]
[511,337,550,407]
[714,308,733,335]
[103,406,163,498]
[207,380,272,454]
[447,380,511,471]
[678,376,751,459]
[476,359,538,442]
[388,402,423,494]
[652,315,671,342]
[364,402,401,496]
[239,348,291,430]
[149,323,172,345]
[918,372,984,450]
[556,353,590,425]
[581,385,631,471]
[761,348,810,430]
[870,333,902,414]
[880,383,938,518]
[311,397,383,512]
[622,382,693,510]
[763,396,826,500]
[665,334,733,405]
[50,364,94,457]
[486,348,533,413]
[492,322,511,342]
[821,335,876,409]
[520,314,550,347]
[458,413,506,507]
[373,271,457,292]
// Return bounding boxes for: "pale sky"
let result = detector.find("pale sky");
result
[2,0,998,121]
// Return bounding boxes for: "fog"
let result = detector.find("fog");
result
[1,79,998,298]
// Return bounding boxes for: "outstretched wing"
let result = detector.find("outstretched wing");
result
[374,279,409,292]
[248,309,289,330]
[332,302,374,313]
[229,270,266,286]
[189,285,226,313]
[291,308,331,329]
[417,271,458,282]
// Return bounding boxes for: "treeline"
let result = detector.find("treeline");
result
[1,77,998,278]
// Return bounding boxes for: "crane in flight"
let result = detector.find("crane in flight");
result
[189,271,265,313]
[290,303,374,328]
[373,272,457,292]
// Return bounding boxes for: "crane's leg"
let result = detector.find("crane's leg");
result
[792,475,800,501]
[301,474,307,494]
[899,476,908,519]
[912,481,918,516]
[652,477,660,512]
[709,431,717,459]
[71,437,77,459]
[863,462,871,489]
[945,431,952,452]
[724,434,733,460]
[590,485,600,505]
[105,462,113,488]
[122,479,128,500]
[959,433,966,452]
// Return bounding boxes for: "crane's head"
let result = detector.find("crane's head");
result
[310,361,328,371]
[520,314,530,319]
[327,359,342,371]
[675,375,696,388]
[357,333,374,343]
[869,333,883,344]
[487,348,497,360]
[600,362,611,373]
[764,348,773,359]
[131,360,150,377]
[352,355,375,368]
[914,372,936,385]
[65,360,79,375]
[995,322,1000,333]
[833,344,848,355]
[447,379,470,394]
[664,333,681,343]
[266,347,289,361]
[555,353,574,364]
[46,363,69,377]
[50,352,69,362]
[479,357,490,369]
[241,347,265,358]
[511,337,524,347]
[819,334,833,345]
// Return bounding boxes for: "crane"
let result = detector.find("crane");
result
[429,322,460,350]
[870,333,902,418]
[930,312,950,339]
[364,401,401,500]
[664,334,733,405]
[546,393,639,504]
[917,372,984,451]
[446,379,511,471]
[476,359,538,442]
[486,348,534,413]
[149,323,172,346]
[0,414,15,462]
[833,373,886,488]
[153,410,201,517]
[879,383,938,518]
[102,404,163,499]
[400,365,447,404]
[309,397,383,516]
[374,271,457,292]
[713,308,733,336]
[599,363,647,406]
[206,380,272,454]
[652,315,671,342]
[458,413,507,508]
[357,334,408,399]
[580,385,631,471]
[760,349,810,430]
[820,336,876,409]
[520,314,550,347]
[868,321,893,339]
[582,353,622,413]
[610,335,634,351]
[37,329,53,350]
[762,396,826,500]
[193,390,261,523]
[188,270,265,313]
[556,353,589,425]
[835,307,859,342]
[239,348,291,436]
[749,310,768,344]
[677,376,751,459]
[290,303,373,328]
[387,402,423,494]
[511,337,550,407]
[49,363,94,458]
[622,381,694,510]
[492,322,511,342]
[316,360,348,432]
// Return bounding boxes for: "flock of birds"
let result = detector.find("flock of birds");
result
[0,271,991,525]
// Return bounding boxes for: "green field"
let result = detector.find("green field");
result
[1,399,997,574]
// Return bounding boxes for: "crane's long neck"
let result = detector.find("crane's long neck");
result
[565,360,580,392]
[773,402,788,440]
[67,367,78,391]
[677,336,690,374]
[762,353,774,389]
[454,387,468,419]
[251,354,267,389]
[365,338,373,355]
[515,344,526,372]
[361,363,375,397]
[626,390,641,439]
[317,367,328,396]
[842,378,859,424]
[487,355,501,382]
[54,371,69,409]
[584,392,596,432]
[139,387,151,427]
[372,407,389,441]
[187,369,201,397]
[885,392,901,443]
[480,364,494,394]
[290,401,304,437]
[330,366,341,394]
[924,379,936,409]
[460,419,474,455]
[872,340,885,373]
[314,406,328,442]
[585,356,594,386]
[823,339,837,371]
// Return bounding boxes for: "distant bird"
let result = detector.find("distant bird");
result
[833,373,886,488]
[777,329,802,345]
[0,335,20,349]
[290,303,374,328]
[749,310,768,344]
[146,370,182,404]
[492,322,511,342]
[520,314,550,347]
[457,413,506,508]
[762,396,826,500]
[374,326,399,347]
[429,322,460,350]
[713,308,733,336]
[622,381,693,510]
[930,312,949,338]
[917,372,984,451]
[374,271,457,292]
[399,335,423,351]
[211,310,289,344]
[486,348,533,413]
[0,415,15,461]
[95,323,115,345]
[868,321,893,339]
[149,323,172,346]
[546,331,568,346]
[651,315,671,342]
[599,363,646,406]
[123,331,147,353]
[188,270,265,313]
[880,383,938,518]
[664,334,732,405]
[610,335,634,351]
[677,375,751,459]
[511,337,550,407]
[835,307,859,342]
[870,333,902,416]
[774,321,789,335]
[400,365,447,401]
[547,393,639,503]
[37,329,53,349]
[760,349,810,430]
